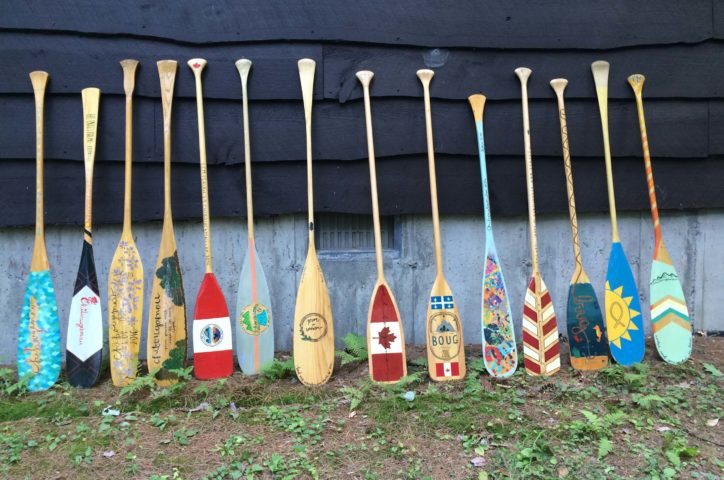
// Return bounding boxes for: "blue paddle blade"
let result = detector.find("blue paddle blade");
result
[566,282,608,370]
[604,242,645,366]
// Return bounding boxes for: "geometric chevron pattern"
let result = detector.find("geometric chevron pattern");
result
[522,277,561,376]
[651,295,691,333]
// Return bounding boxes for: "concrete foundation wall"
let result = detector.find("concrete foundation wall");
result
[2,210,721,364]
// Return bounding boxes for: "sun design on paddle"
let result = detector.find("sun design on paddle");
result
[605,281,640,349]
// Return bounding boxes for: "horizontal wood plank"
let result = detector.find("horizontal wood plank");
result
[0,0,711,49]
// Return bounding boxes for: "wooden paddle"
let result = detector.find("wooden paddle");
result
[417,69,466,382]
[293,58,335,386]
[550,78,608,371]
[108,59,144,387]
[515,67,561,376]
[66,87,103,388]
[467,94,517,378]
[188,58,234,380]
[591,61,645,366]
[356,70,407,384]
[147,60,187,386]
[627,74,692,364]
[18,70,62,391]
[233,59,275,375]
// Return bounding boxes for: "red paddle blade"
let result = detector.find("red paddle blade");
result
[368,284,406,383]
[522,276,561,376]
[193,273,233,380]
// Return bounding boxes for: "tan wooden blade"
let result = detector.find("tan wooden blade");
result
[426,276,466,381]
[293,58,335,386]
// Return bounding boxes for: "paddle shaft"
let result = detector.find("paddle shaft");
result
[82,88,100,242]
[158,60,177,223]
[357,71,386,281]
[120,60,138,232]
[591,61,620,242]
[189,59,213,273]
[551,79,585,278]
[468,95,493,235]
[236,59,256,242]
[299,59,316,244]
[29,71,49,271]
[515,68,540,274]
[628,75,663,251]
[417,69,444,275]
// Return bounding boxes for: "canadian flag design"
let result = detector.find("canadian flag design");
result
[435,361,460,377]
[369,285,405,382]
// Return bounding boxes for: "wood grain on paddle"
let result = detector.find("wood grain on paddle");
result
[468,94,517,378]
[516,67,560,377]
[66,87,103,388]
[591,61,645,366]
[108,59,144,387]
[188,58,233,380]
[293,58,335,386]
[628,74,692,364]
[234,58,275,375]
[147,60,187,385]
[418,69,466,382]
[357,70,407,384]
[18,70,62,391]
[550,78,608,371]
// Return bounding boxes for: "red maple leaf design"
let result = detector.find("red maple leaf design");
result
[192,63,201,69]
[377,326,396,350]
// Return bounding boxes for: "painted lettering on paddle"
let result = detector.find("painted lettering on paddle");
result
[571,295,593,343]
[428,312,461,361]
[23,297,45,374]
[76,296,98,346]
[299,313,328,342]
[240,304,271,336]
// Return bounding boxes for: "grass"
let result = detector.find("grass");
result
[0,336,721,479]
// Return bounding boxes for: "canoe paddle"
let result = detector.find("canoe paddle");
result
[550,78,609,371]
[188,58,233,380]
[233,59,275,375]
[515,67,561,376]
[417,69,466,382]
[108,59,144,387]
[66,87,103,388]
[293,59,335,386]
[147,60,187,386]
[357,70,407,384]
[17,71,62,391]
[467,94,517,378]
[628,74,692,364]
[591,61,645,366]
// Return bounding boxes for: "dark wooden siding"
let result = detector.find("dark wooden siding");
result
[0,0,721,227]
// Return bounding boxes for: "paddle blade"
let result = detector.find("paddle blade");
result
[66,241,103,388]
[235,242,275,375]
[193,273,233,380]
[605,242,645,366]
[108,237,144,386]
[650,249,692,364]
[18,270,61,391]
[567,282,609,371]
[367,282,407,383]
[293,247,335,385]
[148,246,187,385]
[522,276,560,376]
[482,251,517,378]
[426,276,466,381]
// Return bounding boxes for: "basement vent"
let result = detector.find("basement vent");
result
[315,213,395,251]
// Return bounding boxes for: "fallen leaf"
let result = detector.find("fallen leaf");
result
[348,411,357,419]
[101,407,120,417]
[656,426,671,432]
[470,456,486,467]
[103,451,115,458]
[706,418,719,427]
[558,466,570,478]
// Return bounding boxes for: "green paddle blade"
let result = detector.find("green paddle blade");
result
[650,256,692,364]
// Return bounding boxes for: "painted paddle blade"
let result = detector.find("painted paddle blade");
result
[567,282,608,370]
[367,282,407,383]
[522,276,560,376]
[147,247,187,385]
[235,242,275,375]
[66,241,103,388]
[18,270,61,391]
[108,239,143,386]
[427,277,466,381]
[193,273,233,380]
[482,252,517,377]
[293,247,335,385]
[650,248,692,364]
[605,242,645,366]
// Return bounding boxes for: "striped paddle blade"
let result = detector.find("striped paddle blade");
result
[650,251,692,364]
[522,276,560,376]
[193,273,233,380]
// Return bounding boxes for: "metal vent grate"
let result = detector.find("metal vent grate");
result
[315,213,395,251]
